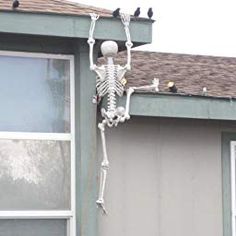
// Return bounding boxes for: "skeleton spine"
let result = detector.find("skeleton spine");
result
[107,66,117,112]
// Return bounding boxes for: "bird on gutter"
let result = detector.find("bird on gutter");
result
[112,8,120,18]
[12,0,20,9]
[147,7,153,19]
[134,7,141,18]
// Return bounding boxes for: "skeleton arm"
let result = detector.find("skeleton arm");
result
[87,13,107,80]
[125,79,159,119]
[88,13,99,70]
[125,42,132,70]
[88,39,96,70]
[121,14,133,70]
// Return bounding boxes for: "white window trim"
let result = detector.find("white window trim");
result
[0,211,73,219]
[0,132,72,140]
[0,51,76,236]
[231,141,236,236]
[0,50,74,60]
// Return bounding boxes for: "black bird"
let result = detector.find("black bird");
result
[112,8,120,18]
[147,7,153,19]
[134,7,141,17]
[12,0,20,9]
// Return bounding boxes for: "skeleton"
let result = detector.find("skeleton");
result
[88,13,159,214]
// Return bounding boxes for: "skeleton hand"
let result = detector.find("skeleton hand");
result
[152,78,159,92]
[121,13,131,26]
[89,13,99,21]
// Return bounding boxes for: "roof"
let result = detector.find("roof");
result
[111,51,236,98]
[0,0,112,17]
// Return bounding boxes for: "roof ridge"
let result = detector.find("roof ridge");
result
[131,50,236,60]
[126,51,236,70]
[50,0,111,13]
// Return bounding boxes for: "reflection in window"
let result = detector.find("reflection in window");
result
[0,56,70,133]
[0,139,71,210]
[0,219,67,236]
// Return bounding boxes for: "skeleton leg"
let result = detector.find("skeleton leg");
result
[96,120,109,214]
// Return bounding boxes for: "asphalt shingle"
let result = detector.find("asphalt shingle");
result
[109,51,236,98]
[0,0,112,17]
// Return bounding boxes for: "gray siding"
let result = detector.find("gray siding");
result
[97,117,236,236]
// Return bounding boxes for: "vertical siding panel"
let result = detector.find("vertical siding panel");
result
[74,40,98,236]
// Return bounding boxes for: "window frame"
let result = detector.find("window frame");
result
[231,141,236,236]
[0,50,76,236]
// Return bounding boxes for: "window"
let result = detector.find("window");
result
[0,51,75,236]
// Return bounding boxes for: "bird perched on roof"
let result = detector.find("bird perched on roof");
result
[12,0,20,9]
[147,7,153,19]
[134,7,141,18]
[112,8,120,18]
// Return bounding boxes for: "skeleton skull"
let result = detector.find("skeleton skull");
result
[101,41,118,58]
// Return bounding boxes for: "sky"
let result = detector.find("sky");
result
[71,0,236,57]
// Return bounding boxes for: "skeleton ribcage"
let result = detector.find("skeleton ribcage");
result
[96,65,125,112]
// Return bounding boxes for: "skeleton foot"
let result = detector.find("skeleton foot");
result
[96,199,108,214]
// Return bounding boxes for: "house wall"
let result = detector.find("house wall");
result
[0,34,98,236]
[98,117,236,236]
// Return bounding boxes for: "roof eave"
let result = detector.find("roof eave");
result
[103,93,236,121]
[0,11,153,44]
